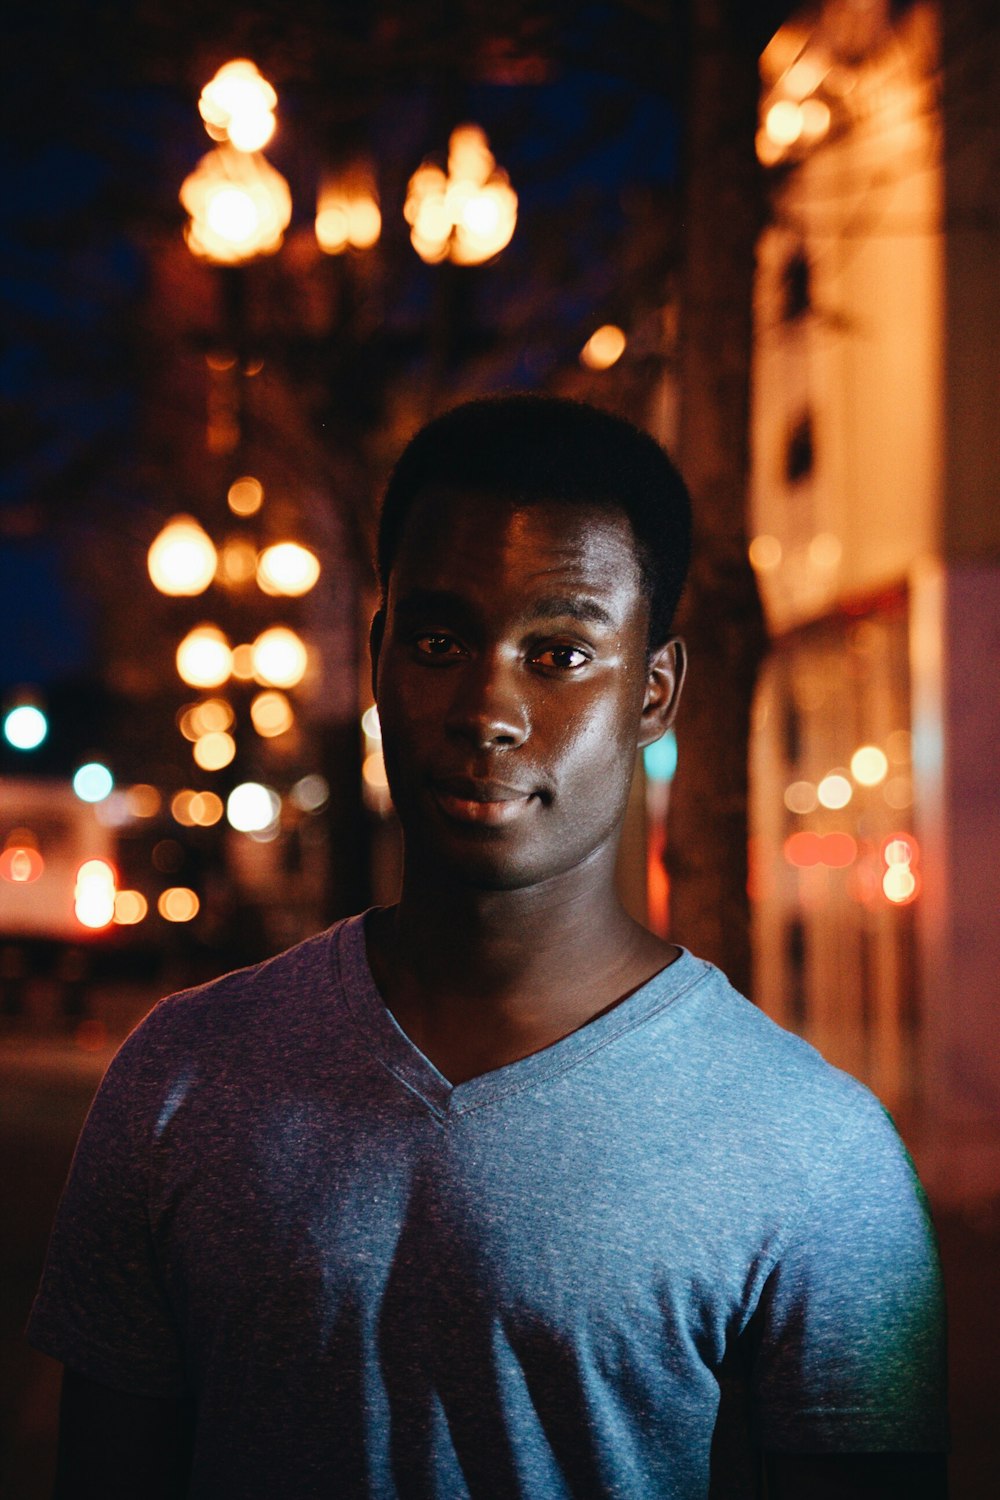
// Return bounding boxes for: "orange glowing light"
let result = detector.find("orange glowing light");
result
[227,476,264,516]
[158,887,200,923]
[404,124,517,266]
[0,846,44,883]
[113,890,148,925]
[181,146,291,265]
[75,858,116,929]
[580,325,627,371]
[198,60,277,153]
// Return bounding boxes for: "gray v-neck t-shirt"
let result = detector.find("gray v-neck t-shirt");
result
[28,913,947,1496]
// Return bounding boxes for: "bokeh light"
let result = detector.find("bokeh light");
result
[580,325,627,371]
[315,178,382,253]
[176,626,232,689]
[850,745,889,786]
[75,859,116,929]
[251,690,294,738]
[158,887,201,922]
[227,476,264,516]
[218,537,258,586]
[251,627,308,688]
[783,780,817,814]
[256,543,321,597]
[817,772,852,810]
[291,773,329,812]
[227,781,280,833]
[181,147,291,265]
[198,59,277,153]
[147,515,218,596]
[404,124,517,266]
[0,846,44,883]
[192,731,236,771]
[749,535,782,572]
[125,784,161,818]
[73,762,114,803]
[3,704,48,751]
[113,890,148,925]
[643,731,678,784]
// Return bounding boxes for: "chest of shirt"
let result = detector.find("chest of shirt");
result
[146,1066,787,1383]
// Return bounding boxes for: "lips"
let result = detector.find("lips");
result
[430,775,538,827]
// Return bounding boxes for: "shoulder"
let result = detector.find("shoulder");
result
[670,955,903,1181]
[95,916,362,1105]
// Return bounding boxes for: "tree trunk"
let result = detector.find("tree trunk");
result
[667,0,771,998]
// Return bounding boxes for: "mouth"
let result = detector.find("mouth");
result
[430,776,539,827]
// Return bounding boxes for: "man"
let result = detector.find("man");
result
[30,396,947,1497]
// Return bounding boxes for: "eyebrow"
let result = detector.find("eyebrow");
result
[394,588,618,630]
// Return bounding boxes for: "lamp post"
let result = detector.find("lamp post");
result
[155,61,520,946]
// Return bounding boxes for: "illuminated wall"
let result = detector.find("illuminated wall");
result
[749,1,1000,1201]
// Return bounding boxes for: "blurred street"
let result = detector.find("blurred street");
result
[1,987,998,1498]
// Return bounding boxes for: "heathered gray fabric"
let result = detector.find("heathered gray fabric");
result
[29,913,946,1497]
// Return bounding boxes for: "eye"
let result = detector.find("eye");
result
[414,633,464,659]
[532,644,591,671]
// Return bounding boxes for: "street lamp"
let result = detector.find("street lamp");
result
[404,124,518,265]
[180,144,292,265]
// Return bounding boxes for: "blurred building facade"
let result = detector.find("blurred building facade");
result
[749,0,1000,1205]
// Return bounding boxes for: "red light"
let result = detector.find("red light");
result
[881,832,919,868]
[784,831,823,867]
[0,846,44,883]
[784,831,858,869]
[822,832,857,868]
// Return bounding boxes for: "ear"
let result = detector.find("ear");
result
[369,609,386,703]
[637,637,686,750]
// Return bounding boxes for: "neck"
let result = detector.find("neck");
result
[365,844,677,1085]
[394,847,640,1001]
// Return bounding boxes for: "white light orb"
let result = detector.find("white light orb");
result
[251,626,308,688]
[176,626,232,689]
[3,705,48,750]
[147,515,218,596]
[256,543,320,597]
[73,762,115,803]
[227,781,281,833]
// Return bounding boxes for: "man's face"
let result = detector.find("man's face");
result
[373,487,679,892]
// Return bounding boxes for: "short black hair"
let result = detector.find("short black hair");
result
[376,394,692,650]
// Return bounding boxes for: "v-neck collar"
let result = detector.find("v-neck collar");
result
[331,911,710,1120]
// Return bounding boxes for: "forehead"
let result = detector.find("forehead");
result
[389,486,645,609]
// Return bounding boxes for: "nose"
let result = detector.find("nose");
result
[444,655,528,750]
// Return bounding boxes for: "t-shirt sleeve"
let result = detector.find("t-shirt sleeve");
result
[25,1028,188,1398]
[750,1091,948,1454]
